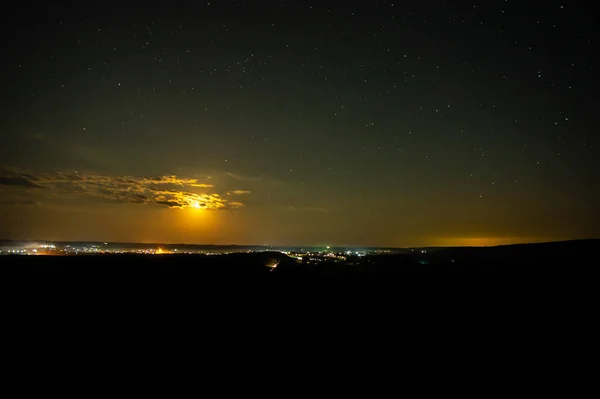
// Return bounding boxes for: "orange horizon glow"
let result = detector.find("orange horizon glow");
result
[427,236,562,247]
[155,247,174,254]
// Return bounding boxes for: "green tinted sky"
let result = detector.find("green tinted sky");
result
[1,1,598,246]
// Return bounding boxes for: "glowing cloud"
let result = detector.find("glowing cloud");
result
[228,190,252,195]
[0,167,243,210]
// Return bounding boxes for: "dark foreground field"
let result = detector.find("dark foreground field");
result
[2,239,597,276]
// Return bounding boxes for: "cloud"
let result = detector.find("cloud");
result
[190,183,214,188]
[226,171,286,186]
[228,190,252,195]
[142,175,212,187]
[0,176,43,188]
[0,167,242,210]
[226,172,246,180]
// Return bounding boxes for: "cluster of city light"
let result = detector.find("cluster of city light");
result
[345,251,366,257]
[2,242,379,260]
[154,247,175,255]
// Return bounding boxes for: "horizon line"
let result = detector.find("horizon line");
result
[0,237,597,250]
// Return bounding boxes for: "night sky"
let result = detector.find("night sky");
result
[1,0,598,247]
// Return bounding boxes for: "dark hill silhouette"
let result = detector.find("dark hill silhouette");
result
[1,240,597,278]
[1,251,293,274]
